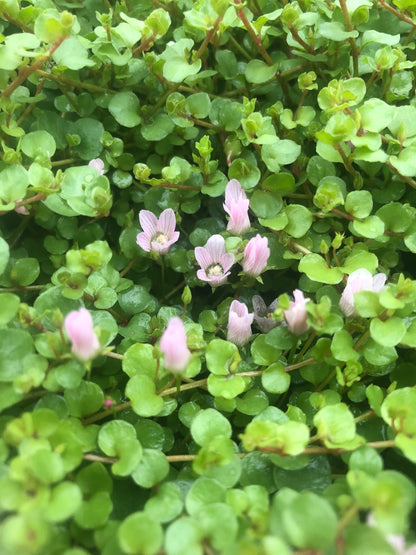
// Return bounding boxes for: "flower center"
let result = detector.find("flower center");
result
[153,232,168,245]
[207,263,224,278]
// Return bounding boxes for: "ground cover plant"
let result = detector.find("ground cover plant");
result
[2,0,416,553]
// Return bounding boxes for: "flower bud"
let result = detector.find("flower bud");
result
[160,317,191,373]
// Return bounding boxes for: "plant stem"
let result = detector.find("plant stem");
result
[338,0,359,76]
[285,357,315,372]
[35,69,116,93]
[386,160,416,190]
[234,0,275,66]
[379,0,416,27]
[195,16,222,59]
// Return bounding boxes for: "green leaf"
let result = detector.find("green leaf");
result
[118,512,163,555]
[0,237,9,275]
[0,329,34,382]
[314,403,363,449]
[125,374,164,417]
[345,190,373,218]
[108,92,141,128]
[161,38,202,83]
[284,204,313,238]
[261,363,291,394]
[64,381,104,418]
[22,129,56,160]
[145,482,184,523]
[282,491,338,550]
[122,343,157,378]
[250,190,283,219]
[262,140,301,172]
[131,448,169,488]
[191,408,232,446]
[0,164,29,208]
[205,339,241,376]
[370,317,407,348]
[75,491,113,529]
[45,482,82,522]
[251,335,281,366]
[185,477,226,516]
[351,215,385,239]
[245,60,279,84]
[299,254,344,284]
[98,420,143,476]
[207,374,248,399]
[0,293,20,325]
[331,330,359,362]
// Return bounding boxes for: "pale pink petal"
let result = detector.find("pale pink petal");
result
[136,232,151,252]
[157,208,176,235]
[160,317,191,373]
[284,290,310,335]
[64,308,100,361]
[205,234,227,261]
[195,246,213,269]
[139,210,158,238]
[220,252,235,273]
[88,158,105,175]
[242,235,270,277]
[227,300,254,346]
[373,273,387,292]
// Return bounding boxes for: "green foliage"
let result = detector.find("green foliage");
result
[1,0,416,552]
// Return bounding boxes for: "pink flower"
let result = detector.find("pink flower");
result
[284,289,310,335]
[64,308,100,361]
[195,235,235,287]
[242,235,270,277]
[160,317,191,373]
[136,208,180,255]
[88,158,105,175]
[339,268,387,316]
[227,300,254,346]
[223,179,250,235]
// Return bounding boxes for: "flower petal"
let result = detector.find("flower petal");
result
[139,210,158,237]
[158,208,177,236]
[195,246,213,269]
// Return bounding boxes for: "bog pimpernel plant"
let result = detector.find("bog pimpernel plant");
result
[2,0,416,552]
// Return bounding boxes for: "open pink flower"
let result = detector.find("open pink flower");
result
[227,300,254,346]
[223,179,250,235]
[136,208,180,255]
[340,268,387,316]
[195,235,235,287]
[88,158,105,175]
[284,290,310,335]
[242,234,270,277]
[64,308,100,361]
[160,317,191,373]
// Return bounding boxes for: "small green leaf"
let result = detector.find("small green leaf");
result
[108,92,141,128]
[125,374,164,417]
[191,408,232,446]
[370,317,407,347]
[118,512,163,555]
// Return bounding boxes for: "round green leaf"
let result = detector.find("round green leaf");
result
[118,512,163,555]
[125,374,164,417]
[370,317,407,348]
[108,91,141,128]
[191,408,232,446]
[262,363,291,394]
[131,448,169,488]
[0,293,20,325]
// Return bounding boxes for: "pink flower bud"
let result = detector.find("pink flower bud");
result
[227,300,254,346]
[64,308,100,361]
[223,179,250,235]
[284,290,310,335]
[160,317,191,373]
[88,158,105,175]
[242,234,270,277]
[339,268,387,316]
[136,208,180,255]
